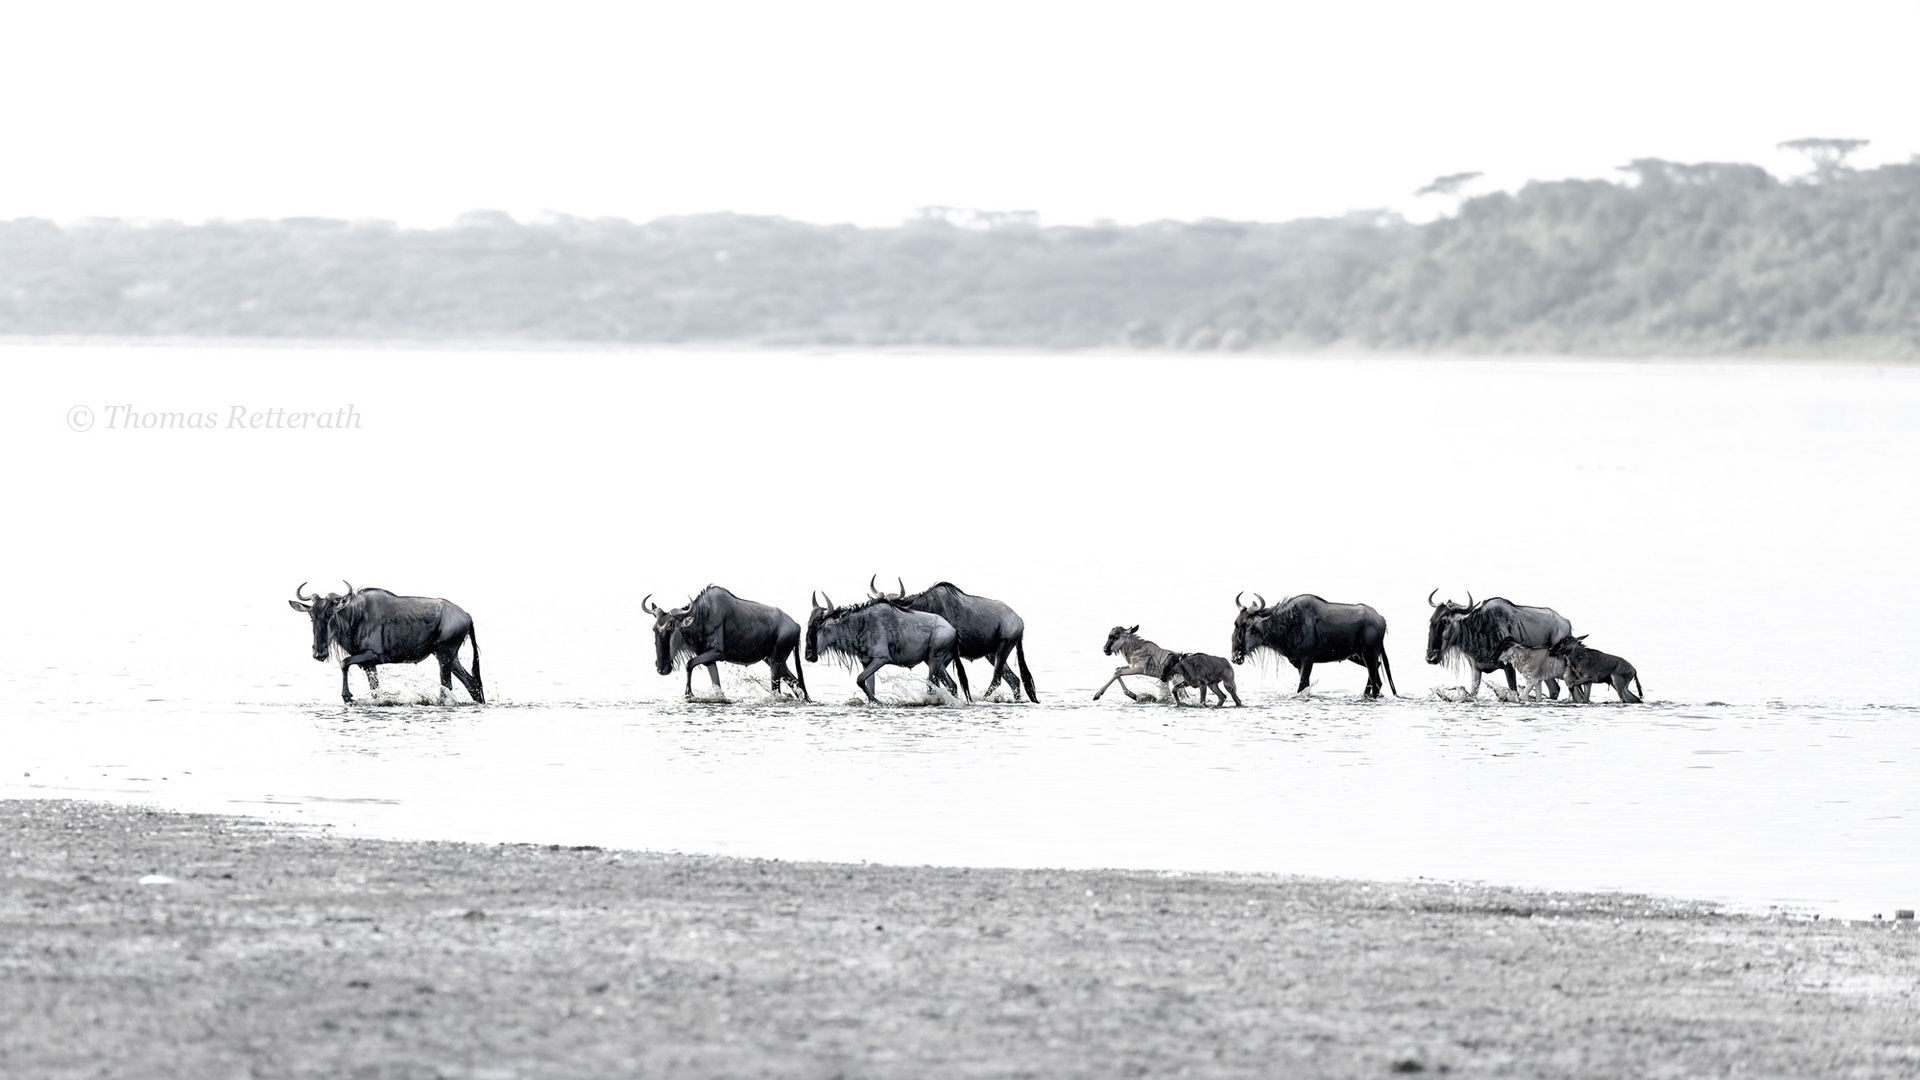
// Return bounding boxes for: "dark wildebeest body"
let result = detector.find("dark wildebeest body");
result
[1093,626,1178,700]
[646,586,807,701]
[1550,636,1644,703]
[884,577,1037,703]
[1162,651,1242,707]
[805,592,961,703]
[1426,591,1573,699]
[288,582,483,704]
[1230,592,1397,698]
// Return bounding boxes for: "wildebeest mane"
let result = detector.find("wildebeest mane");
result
[812,597,909,672]
[1445,598,1525,668]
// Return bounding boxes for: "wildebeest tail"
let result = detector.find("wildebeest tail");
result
[1380,649,1398,697]
[794,638,809,700]
[1015,639,1037,702]
[469,623,482,692]
[1630,672,1644,704]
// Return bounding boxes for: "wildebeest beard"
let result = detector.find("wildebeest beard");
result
[1234,600,1302,672]
[1439,611,1515,671]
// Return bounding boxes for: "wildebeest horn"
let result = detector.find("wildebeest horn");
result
[642,593,659,615]
[895,576,905,599]
[811,591,822,609]
[1235,591,1246,609]
[1253,593,1266,610]
[1428,589,1440,609]
[1464,591,1476,611]
[869,574,883,598]
[296,581,314,601]
[821,591,834,610]
[341,580,354,596]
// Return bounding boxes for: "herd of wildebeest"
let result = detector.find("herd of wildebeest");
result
[287,579,1644,707]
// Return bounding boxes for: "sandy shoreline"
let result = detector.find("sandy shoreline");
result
[4,800,1916,1078]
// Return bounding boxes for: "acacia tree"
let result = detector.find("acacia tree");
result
[1778,138,1869,181]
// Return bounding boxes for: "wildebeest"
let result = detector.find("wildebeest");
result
[805,592,962,703]
[1230,592,1397,698]
[1496,639,1570,701]
[1550,636,1644,703]
[645,585,807,701]
[1093,626,1179,700]
[1162,651,1242,707]
[877,576,1037,703]
[288,582,483,704]
[1426,591,1573,698]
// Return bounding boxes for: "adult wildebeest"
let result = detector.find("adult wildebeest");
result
[1496,639,1570,701]
[1230,592,1397,698]
[876,576,1037,703]
[1162,651,1242,707]
[288,582,483,704]
[1426,591,1573,699]
[1550,636,1644,703]
[805,592,962,704]
[1093,626,1179,701]
[645,585,808,701]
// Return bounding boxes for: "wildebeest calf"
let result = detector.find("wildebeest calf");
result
[1550,636,1644,703]
[1496,639,1570,701]
[1162,651,1243,707]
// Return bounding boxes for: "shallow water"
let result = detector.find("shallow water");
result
[3,344,1917,919]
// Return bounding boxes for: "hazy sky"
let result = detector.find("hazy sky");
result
[3,1,1912,227]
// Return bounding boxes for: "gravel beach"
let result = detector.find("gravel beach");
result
[4,799,1916,1078]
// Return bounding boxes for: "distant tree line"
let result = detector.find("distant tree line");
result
[4,157,1917,355]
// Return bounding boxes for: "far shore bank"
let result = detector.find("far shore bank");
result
[5,799,1916,1078]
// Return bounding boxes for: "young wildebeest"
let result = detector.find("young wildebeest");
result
[288,581,483,704]
[879,576,1038,702]
[1093,626,1179,701]
[1162,651,1243,707]
[1550,636,1644,703]
[1496,638,1570,701]
[1231,592,1397,698]
[645,585,807,701]
[805,592,962,704]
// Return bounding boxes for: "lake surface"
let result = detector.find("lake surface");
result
[3,343,1917,919]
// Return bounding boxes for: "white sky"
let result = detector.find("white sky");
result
[1,0,1912,228]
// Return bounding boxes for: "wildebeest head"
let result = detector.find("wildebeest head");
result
[804,591,840,664]
[1548,634,1589,659]
[642,594,695,676]
[1425,589,1477,664]
[1230,592,1271,664]
[287,581,354,662]
[1103,625,1140,656]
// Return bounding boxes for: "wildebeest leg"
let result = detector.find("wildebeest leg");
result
[1294,661,1313,695]
[705,662,722,691]
[928,656,963,700]
[1614,673,1641,704]
[855,658,888,702]
[365,666,381,694]
[1466,667,1484,697]
[1222,671,1242,707]
[982,643,1015,699]
[441,648,483,703]
[1093,668,1144,700]
[1361,657,1382,699]
[1015,640,1038,703]
[338,652,380,703]
[1543,676,1564,700]
[1503,664,1520,693]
